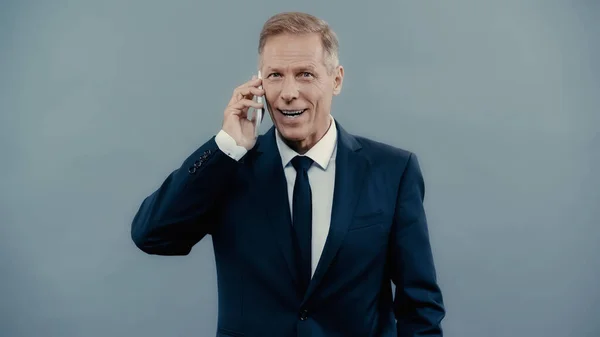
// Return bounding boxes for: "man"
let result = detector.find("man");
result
[131,12,445,337]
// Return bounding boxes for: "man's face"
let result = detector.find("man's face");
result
[260,33,343,152]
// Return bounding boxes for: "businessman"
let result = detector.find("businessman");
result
[131,11,445,337]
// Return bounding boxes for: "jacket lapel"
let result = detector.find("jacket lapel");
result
[303,122,369,301]
[250,128,301,288]
[249,123,370,299]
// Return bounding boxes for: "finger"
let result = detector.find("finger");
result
[226,105,249,119]
[226,99,264,119]
[235,78,262,92]
[229,78,263,104]
[231,98,264,111]
[228,75,262,105]
[244,76,262,87]
[234,87,262,99]
[237,86,265,99]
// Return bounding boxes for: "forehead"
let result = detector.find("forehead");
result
[260,33,325,69]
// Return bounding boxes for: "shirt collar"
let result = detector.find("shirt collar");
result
[275,115,337,170]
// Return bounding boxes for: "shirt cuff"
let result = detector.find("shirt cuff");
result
[215,130,248,161]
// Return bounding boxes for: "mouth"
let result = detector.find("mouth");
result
[277,109,307,118]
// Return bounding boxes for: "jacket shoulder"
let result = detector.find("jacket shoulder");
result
[352,134,415,164]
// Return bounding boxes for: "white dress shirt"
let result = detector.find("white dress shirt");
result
[215,117,338,277]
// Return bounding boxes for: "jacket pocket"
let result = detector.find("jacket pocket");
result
[348,210,386,231]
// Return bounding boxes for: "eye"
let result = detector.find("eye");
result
[267,72,281,78]
[299,72,313,78]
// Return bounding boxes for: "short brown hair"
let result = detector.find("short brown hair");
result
[258,12,340,72]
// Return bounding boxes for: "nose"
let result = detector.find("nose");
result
[280,77,299,102]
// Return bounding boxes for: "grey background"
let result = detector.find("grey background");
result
[1,0,598,336]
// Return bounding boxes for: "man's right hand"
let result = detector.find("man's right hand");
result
[222,76,265,150]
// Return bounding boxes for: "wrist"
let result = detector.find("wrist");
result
[215,130,248,160]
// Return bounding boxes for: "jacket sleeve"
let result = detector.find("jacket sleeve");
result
[390,153,446,336]
[130,136,242,256]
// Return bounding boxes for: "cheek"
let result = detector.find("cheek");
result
[297,88,315,105]
[263,90,277,110]
[306,82,327,101]
[264,85,281,102]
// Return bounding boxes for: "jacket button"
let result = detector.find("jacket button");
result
[299,309,308,321]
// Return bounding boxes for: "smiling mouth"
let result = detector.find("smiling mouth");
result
[278,109,307,117]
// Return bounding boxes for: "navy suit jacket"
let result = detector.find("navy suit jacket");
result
[131,121,445,337]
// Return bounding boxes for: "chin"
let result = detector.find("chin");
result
[277,125,306,141]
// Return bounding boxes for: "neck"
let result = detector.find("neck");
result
[281,117,333,154]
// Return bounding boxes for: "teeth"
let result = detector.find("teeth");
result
[280,109,305,116]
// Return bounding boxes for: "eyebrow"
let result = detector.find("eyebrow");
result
[267,64,317,72]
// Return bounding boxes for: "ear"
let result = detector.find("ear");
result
[332,65,344,96]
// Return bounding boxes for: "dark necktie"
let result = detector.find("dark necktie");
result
[291,155,314,292]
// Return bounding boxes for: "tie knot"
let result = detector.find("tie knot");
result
[291,155,314,172]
